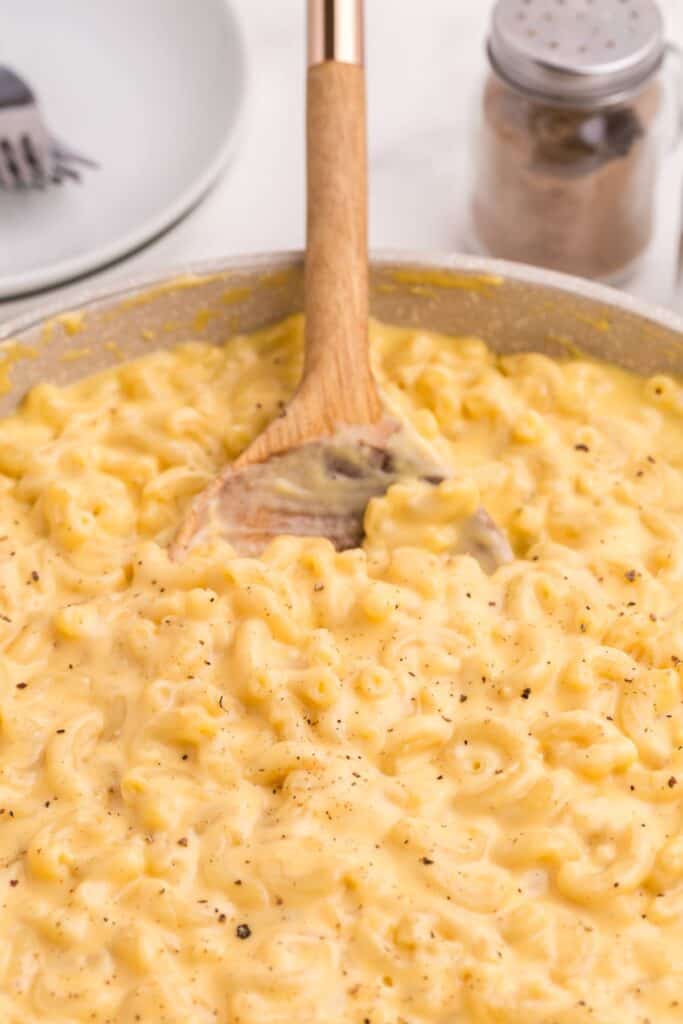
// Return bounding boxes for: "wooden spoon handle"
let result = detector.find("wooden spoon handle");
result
[302,0,382,430]
[227,1,381,470]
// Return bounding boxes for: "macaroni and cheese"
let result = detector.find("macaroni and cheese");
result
[0,315,681,1022]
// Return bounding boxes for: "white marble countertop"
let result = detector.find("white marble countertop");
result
[3,0,683,325]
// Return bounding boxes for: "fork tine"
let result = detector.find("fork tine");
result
[51,138,98,169]
[16,133,42,186]
[12,136,33,187]
[53,163,81,184]
[2,136,32,187]
[0,140,12,188]
[21,134,48,187]
[0,138,21,187]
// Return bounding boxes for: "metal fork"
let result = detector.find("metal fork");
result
[0,65,97,189]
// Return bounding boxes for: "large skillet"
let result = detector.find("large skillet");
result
[1,253,682,415]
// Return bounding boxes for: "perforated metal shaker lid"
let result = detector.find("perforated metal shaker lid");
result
[488,0,666,107]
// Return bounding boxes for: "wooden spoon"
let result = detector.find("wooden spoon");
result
[172,0,512,572]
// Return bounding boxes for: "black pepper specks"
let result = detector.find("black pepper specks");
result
[236,923,251,939]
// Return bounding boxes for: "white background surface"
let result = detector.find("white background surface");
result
[3,0,683,325]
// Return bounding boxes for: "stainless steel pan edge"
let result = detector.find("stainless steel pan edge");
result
[1,250,682,416]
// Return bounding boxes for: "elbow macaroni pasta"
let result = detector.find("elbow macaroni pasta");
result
[0,314,681,1022]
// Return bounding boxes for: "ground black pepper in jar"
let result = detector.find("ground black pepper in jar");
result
[469,0,674,284]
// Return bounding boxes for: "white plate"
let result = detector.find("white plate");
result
[0,0,248,298]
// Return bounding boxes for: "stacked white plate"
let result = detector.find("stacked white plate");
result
[0,0,247,298]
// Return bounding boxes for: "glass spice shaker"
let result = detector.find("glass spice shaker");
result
[468,0,681,286]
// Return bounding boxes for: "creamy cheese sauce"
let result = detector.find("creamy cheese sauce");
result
[0,315,682,1023]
